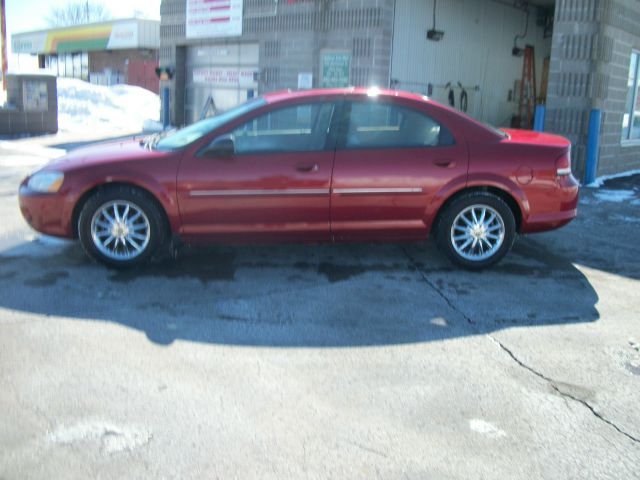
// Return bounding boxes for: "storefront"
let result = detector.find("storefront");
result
[12,18,161,93]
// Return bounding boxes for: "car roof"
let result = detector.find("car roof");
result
[261,87,430,104]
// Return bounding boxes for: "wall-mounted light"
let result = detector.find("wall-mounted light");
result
[427,0,444,42]
[427,29,444,41]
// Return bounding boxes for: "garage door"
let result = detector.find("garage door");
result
[185,43,259,125]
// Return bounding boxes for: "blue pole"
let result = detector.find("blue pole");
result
[585,109,602,185]
[533,105,545,132]
[162,87,171,129]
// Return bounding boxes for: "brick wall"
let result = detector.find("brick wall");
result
[546,0,640,179]
[89,49,159,94]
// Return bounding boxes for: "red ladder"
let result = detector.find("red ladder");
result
[518,45,537,129]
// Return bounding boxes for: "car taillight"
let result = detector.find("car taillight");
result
[556,152,572,177]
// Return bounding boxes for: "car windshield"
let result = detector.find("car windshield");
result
[154,98,267,151]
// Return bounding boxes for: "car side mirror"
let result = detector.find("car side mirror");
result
[202,134,235,158]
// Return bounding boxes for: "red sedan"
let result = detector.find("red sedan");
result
[19,88,579,269]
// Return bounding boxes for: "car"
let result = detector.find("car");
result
[19,87,579,270]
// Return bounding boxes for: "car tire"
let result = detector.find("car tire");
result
[436,192,516,270]
[78,185,166,269]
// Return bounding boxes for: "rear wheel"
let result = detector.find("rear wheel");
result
[78,186,165,268]
[436,192,516,269]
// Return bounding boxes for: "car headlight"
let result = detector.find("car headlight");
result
[27,171,65,193]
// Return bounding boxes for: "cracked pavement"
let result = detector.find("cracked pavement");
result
[0,143,639,479]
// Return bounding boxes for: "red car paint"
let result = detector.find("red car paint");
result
[19,88,579,245]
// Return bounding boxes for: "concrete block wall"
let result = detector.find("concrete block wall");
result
[546,0,640,179]
[596,0,640,175]
[159,0,394,126]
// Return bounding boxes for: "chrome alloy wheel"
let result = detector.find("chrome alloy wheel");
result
[450,204,505,262]
[90,200,151,261]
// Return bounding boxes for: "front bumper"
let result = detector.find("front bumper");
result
[19,185,74,238]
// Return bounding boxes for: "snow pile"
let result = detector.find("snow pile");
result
[593,189,636,203]
[57,78,159,134]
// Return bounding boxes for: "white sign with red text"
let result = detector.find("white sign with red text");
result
[186,0,243,39]
[193,67,256,87]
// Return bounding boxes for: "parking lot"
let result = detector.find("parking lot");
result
[0,142,639,479]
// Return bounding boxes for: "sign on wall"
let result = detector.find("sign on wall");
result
[321,52,350,88]
[186,0,243,39]
[106,22,139,49]
[193,67,256,88]
[23,80,48,112]
[297,72,313,89]
[12,21,141,55]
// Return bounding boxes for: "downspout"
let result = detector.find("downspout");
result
[388,0,397,89]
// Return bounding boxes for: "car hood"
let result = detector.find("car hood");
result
[500,128,571,148]
[44,138,168,171]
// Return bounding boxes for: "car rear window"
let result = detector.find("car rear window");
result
[345,101,454,149]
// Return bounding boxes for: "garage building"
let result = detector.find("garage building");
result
[159,0,640,179]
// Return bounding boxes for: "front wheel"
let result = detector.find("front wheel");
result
[436,192,516,270]
[78,186,165,268]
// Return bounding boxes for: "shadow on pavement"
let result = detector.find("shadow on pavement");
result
[0,236,600,347]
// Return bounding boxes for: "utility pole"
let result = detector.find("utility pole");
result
[1,0,8,90]
[85,0,89,22]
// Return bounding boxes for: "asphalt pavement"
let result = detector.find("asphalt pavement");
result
[0,140,638,479]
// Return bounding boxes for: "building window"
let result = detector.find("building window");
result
[622,51,640,142]
[44,52,89,80]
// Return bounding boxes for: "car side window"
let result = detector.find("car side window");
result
[345,101,454,149]
[232,103,334,154]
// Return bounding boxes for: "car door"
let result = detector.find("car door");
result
[330,99,468,241]
[177,101,337,243]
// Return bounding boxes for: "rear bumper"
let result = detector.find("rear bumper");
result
[19,185,74,238]
[521,175,579,233]
[522,208,577,233]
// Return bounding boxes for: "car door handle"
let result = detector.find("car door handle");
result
[296,163,319,173]
[434,158,455,168]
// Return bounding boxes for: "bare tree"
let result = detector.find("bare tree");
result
[46,1,111,27]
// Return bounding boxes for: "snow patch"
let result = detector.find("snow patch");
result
[142,119,165,133]
[57,78,160,134]
[593,190,636,203]
[611,214,640,223]
[469,419,507,438]
[48,420,152,454]
[430,317,448,327]
[0,154,51,169]
[0,141,65,161]
[587,169,640,188]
